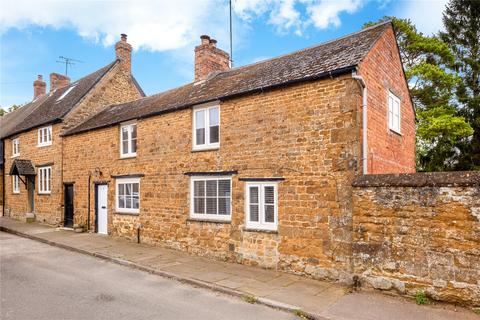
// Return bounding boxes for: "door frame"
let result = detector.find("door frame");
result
[95,183,108,233]
[64,183,74,227]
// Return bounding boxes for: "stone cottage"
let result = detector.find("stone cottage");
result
[59,21,416,281]
[1,34,144,226]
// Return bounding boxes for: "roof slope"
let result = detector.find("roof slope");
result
[0,61,118,139]
[66,21,391,136]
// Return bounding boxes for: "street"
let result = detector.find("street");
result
[0,232,297,320]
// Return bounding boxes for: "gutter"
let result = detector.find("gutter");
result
[352,70,368,175]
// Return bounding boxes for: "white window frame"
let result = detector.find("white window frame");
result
[245,182,278,231]
[38,166,52,194]
[38,126,53,147]
[192,102,220,151]
[12,138,20,157]
[119,122,137,158]
[189,176,232,221]
[13,175,20,194]
[388,91,401,134]
[115,177,140,214]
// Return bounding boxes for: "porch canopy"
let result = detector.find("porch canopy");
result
[9,159,36,176]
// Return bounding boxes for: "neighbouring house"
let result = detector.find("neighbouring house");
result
[59,21,415,281]
[1,34,145,226]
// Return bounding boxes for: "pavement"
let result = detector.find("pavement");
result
[1,217,478,320]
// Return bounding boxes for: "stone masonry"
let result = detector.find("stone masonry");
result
[352,172,480,306]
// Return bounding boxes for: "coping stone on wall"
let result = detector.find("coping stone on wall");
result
[352,171,480,188]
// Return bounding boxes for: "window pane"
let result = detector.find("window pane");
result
[206,180,217,197]
[265,205,275,223]
[206,198,217,215]
[122,140,129,154]
[195,110,205,129]
[249,187,259,222]
[209,107,219,126]
[133,196,139,209]
[194,197,205,214]
[131,125,137,139]
[119,184,125,197]
[47,127,52,141]
[218,180,230,197]
[250,205,259,222]
[194,181,205,197]
[131,138,137,153]
[249,186,259,204]
[118,195,125,208]
[132,183,139,195]
[122,127,128,141]
[264,186,275,204]
[125,183,132,196]
[126,196,132,209]
[196,128,205,145]
[218,197,229,215]
[209,126,219,144]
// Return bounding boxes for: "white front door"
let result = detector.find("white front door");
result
[97,185,108,235]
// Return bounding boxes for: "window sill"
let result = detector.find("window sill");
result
[187,217,231,224]
[191,146,220,153]
[243,227,278,234]
[119,154,137,160]
[37,143,52,148]
[114,211,139,216]
[389,129,403,137]
[11,155,20,159]
[12,192,20,195]
[38,192,51,196]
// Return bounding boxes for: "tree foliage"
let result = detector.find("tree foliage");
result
[440,0,480,170]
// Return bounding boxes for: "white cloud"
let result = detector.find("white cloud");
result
[395,0,448,35]
[0,0,370,53]
[0,0,230,51]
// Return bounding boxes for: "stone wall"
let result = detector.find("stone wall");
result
[352,172,480,306]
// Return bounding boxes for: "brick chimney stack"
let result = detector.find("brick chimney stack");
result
[50,73,70,92]
[194,35,230,81]
[33,75,46,99]
[115,33,132,73]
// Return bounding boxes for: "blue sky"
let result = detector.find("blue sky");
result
[0,0,448,110]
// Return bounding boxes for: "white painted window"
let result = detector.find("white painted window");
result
[120,123,137,158]
[116,177,140,214]
[190,177,231,221]
[245,182,278,231]
[38,166,52,194]
[38,126,52,146]
[12,138,20,157]
[13,176,20,194]
[388,91,401,133]
[193,103,220,150]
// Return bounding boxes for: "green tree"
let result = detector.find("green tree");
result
[440,0,480,170]
[364,17,473,171]
[0,108,6,117]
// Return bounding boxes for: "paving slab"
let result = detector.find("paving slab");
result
[1,217,477,320]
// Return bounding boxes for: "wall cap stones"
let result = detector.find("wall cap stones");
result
[352,171,480,188]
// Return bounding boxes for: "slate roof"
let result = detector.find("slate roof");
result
[65,21,392,136]
[9,159,36,176]
[0,61,119,139]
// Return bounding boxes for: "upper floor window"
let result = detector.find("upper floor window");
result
[190,176,231,221]
[120,123,137,158]
[245,182,278,231]
[12,138,20,157]
[116,177,140,214]
[388,91,401,133]
[193,104,220,150]
[38,126,52,147]
[13,176,20,194]
[38,166,52,194]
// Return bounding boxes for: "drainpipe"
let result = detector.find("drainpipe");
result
[352,70,368,175]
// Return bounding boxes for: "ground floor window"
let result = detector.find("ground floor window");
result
[38,166,52,194]
[190,177,231,221]
[245,182,278,231]
[115,177,140,214]
[13,175,20,194]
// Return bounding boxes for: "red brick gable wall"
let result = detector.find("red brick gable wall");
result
[357,26,416,174]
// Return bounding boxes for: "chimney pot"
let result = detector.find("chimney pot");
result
[115,33,132,73]
[33,74,46,99]
[194,35,230,81]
